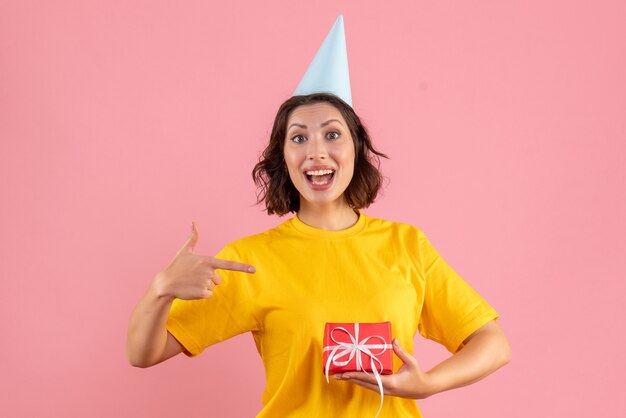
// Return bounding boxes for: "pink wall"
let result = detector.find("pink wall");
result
[1,1,624,416]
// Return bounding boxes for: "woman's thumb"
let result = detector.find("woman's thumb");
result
[392,338,417,366]
[179,222,200,254]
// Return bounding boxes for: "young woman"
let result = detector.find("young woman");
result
[126,93,511,417]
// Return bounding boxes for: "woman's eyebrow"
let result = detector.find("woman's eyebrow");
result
[287,123,307,131]
[287,119,343,131]
[321,119,343,127]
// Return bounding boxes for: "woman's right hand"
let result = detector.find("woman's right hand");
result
[151,222,256,301]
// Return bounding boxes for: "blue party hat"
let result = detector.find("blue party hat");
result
[293,15,352,106]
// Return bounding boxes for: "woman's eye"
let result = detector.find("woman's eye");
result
[291,135,306,143]
[327,131,340,140]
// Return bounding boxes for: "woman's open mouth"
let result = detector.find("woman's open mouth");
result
[305,169,335,187]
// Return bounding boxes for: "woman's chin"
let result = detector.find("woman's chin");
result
[298,191,349,208]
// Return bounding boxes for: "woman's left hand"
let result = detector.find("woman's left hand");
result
[333,339,435,399]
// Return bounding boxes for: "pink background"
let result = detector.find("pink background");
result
[1,1,624,417]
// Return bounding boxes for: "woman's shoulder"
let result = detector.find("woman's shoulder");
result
[362,212,425,235]
[217,218,293,255]
[362,214,439,260]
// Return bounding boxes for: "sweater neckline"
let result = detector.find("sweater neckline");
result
[287,210,367,239]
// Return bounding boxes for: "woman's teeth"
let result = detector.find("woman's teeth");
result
[306,169,334,176]
[311,175,331,185]
[305,169,335,185]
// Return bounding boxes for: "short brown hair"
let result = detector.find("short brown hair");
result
[252,93,388,216]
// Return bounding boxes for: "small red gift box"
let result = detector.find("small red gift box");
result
[323,322,393,377]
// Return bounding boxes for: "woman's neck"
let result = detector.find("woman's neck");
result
[297,200,359,231]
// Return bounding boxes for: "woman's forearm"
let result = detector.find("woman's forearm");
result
[126,277,177,368]
[425,321,512,397]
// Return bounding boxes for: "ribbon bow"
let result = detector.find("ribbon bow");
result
[323,323,392,418]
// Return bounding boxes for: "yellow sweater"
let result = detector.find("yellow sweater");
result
[167,212,499,417]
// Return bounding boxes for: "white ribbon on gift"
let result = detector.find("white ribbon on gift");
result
[323,323,393,418]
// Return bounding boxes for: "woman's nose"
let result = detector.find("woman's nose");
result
[307,136,328,160]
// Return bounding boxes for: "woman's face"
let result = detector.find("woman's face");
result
[283,102,355,209]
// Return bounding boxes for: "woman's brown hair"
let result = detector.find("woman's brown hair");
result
[252,93,388,215]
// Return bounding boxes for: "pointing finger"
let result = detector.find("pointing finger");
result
[211,258,256,274]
